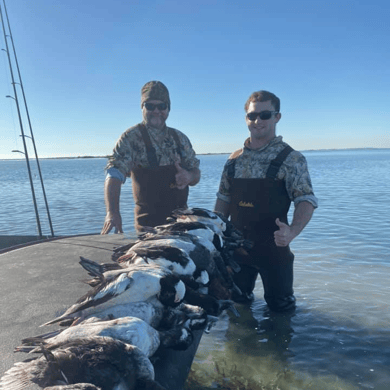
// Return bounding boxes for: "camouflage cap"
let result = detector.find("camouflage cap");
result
[141,81,171,110]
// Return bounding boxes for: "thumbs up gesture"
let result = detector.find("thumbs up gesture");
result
[274,218,294,247]
[175,160,191,190]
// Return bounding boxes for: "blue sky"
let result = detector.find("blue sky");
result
[1,0,389,159]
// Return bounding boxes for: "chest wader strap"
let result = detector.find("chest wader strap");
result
[266,145,294,179]
[168,128,184,161]
[140,125,159,168]
[226,146,294,180]
[140,125,185,168]
[226,149,243,181]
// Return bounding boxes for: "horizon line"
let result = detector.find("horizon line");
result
[1,147,390,161]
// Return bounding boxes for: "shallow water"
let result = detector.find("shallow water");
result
[1,149,390,389]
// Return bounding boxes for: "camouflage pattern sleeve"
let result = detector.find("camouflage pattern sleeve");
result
[175,130,200,170]
[284,152,318,208]
[216,154,237,204]
[105,129,135,178]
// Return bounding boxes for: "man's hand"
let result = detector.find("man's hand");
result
[274,201,315,247]
[101,211,123,234]
[274,218,294,247]
[175,161,193,190]
[102,177,123,234]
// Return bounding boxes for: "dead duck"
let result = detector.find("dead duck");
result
[139,220,219,245]
[159,302,209,331]
[116,229,222,278]
[79,301,208,332]
[80,246,198,283]
[122,233,215,270]
[113,237,210,284]
[1,337,165,390]
[138,233,241,295]
[17,316,193,358]
[80,248,208,299]
[76,301,165,328]
[111,221,216,264]
[112,229,241,301]
[171,208,226,236]
[134,234,239,298]
[117,246,196,276]
[79,255,202,297]
[183,286,239,318]
[41,264,185,327]
[142,217,247,281]
[44,385,101,390]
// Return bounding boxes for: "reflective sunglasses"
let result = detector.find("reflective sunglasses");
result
[246,110,278,121]
[144,102,168,111]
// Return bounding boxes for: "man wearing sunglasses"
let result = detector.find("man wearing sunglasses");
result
[101,80,200,233]
[214,90,318,312]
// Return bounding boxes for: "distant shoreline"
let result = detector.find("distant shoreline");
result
[1,147,389,161]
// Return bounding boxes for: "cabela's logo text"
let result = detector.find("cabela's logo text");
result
[239,201,254,207]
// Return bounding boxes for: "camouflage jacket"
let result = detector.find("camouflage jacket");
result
[216,136,318,208]
[106,123,200,181]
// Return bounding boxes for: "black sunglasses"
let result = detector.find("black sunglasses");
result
[246,110,278,121]
[144,102,168,111]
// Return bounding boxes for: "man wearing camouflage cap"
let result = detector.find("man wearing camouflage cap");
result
[101,81,201,233]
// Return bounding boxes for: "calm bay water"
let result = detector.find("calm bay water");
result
[1,149,390,389]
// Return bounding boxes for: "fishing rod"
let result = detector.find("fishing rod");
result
[2,0,54,237]
[0,1,43,238]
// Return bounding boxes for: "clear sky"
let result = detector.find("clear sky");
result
[1,0,389,159]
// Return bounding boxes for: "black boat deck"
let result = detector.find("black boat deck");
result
[0,234,203,390]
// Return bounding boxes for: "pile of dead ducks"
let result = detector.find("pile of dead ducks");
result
[0,208,252,390]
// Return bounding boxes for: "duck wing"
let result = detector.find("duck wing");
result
[128,245,196,276]
[43,383,102,390]
[24,317,162,358]
[122,235,209,274]
[40,272,135,326]
[82,301,164,328]
[111,242,137,262]
[2,337,156,390]
[43,384,101,390]
[171,208,226,233]
[79,257,122,277]
[41,266,176,327]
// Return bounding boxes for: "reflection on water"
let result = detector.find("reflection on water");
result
[190,300,389,389]
[188,284,390,389]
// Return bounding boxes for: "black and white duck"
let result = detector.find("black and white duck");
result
[171,208,226,236]
[140,220,218,244]
[79,254,203,295]
[161,302,209,331]
[1,337,165,390]
[183,288,239,318]
[116,246,197,277]
[17,316,193,358]
[125,232,215,268]
[78,300,165,328]
[159,214,250,275]
[41,264,186,326]
[111,221,217,263]
[127,233,239,299]
[57,298,208,333]
[170,208,253,262]
[43,384,101,390]
[112,237,210,285]
[111,226,242,302]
